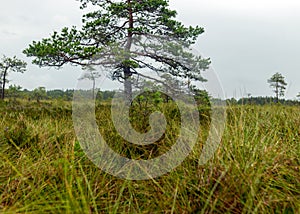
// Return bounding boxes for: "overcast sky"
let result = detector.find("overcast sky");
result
[1,0,300,99]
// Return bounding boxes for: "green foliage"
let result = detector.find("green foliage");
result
[268,72,287,102]
[190,86,211,106]
[6,85,22,101]
[0,55,27,99]
[23,27,102,67]
[23,0,210,99]
[129,90,165,134]
[46,89,66,100]
[101,90,115,100]
[236,96,300,105]
[32,86,47,102]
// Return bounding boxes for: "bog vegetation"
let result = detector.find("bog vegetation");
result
[0,97,299,213]
[1,0,299,212]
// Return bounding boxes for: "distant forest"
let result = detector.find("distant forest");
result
[4,86,300,106]
[226,97,300,106]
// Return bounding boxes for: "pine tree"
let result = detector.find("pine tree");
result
[24,0,210,100]
[267,72,287,103]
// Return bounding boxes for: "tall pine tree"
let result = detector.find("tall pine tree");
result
[24,0,210,100]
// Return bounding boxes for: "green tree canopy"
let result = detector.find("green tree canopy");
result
[23,0,210,100]
[7,84,23,100]
[267,72,287,103]
[32,87,47,102]
[0,55,27,99]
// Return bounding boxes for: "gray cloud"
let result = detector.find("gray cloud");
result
[170,0,300,99]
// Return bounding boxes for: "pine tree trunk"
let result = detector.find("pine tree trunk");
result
[124,66,132,102]
[1,68,8,100]
[0,83,3,100]
[276,82,279,103]
[123,0,134,103]
[92,78,95,100]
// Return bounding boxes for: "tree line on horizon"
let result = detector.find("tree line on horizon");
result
[2,83,300,106]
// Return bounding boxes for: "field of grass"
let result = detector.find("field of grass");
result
[0,100,299,213]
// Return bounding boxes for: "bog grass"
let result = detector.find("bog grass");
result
[0,100,299,213]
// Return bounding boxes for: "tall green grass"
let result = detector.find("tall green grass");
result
[0,101,299,213]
